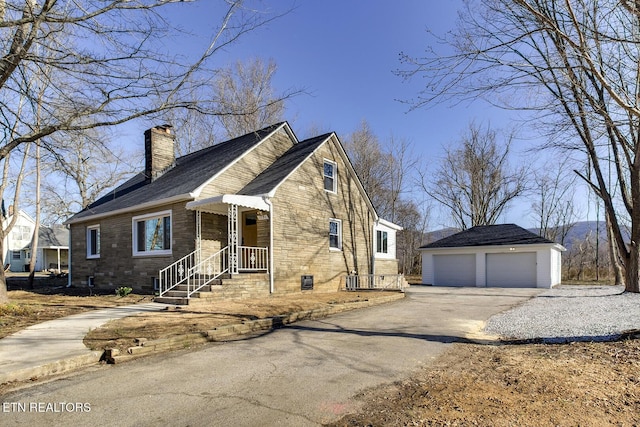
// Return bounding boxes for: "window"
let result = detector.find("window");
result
[11,251,21,260]
[376,230,388,254]
[323,160,337,193]
[132,211,171,256]
[87,225,100,258]
[12,225,30,241]
[329,219,342,250]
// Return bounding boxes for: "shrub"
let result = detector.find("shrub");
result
[115,286,133,297]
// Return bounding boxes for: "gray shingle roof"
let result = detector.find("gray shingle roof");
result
[38,225,69,248]
[239,133,331,196]
[68,123,285,222]
[419,224,555,249]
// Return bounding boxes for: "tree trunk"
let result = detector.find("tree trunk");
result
[0,238,7,304]
[625,163,640,292]
[626,211,640,293]
[27,142,41,289]
[605,212,625,286]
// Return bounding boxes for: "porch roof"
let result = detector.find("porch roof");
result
[186,194,270,215]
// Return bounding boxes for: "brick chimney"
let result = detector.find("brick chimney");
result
[144,125,175,181]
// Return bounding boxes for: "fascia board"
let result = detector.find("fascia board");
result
[63,194,193,225]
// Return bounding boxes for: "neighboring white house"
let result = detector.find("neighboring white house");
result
[2,209,35,272]
[2,209,69,273]
[419,224,565,288]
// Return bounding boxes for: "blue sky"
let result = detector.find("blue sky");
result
[126,1,593,230]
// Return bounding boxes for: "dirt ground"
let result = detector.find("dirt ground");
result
[329,339,640,426]
[3,281,640,425]
[82,291,393,353]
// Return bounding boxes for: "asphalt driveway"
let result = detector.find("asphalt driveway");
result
[1,286,541,426]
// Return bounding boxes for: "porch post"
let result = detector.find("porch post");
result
[195,209,202,264]
[228,204,239,275]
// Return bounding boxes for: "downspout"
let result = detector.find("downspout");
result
[371,222,376,275]
[264,197,274,294]
[66,228,71,287]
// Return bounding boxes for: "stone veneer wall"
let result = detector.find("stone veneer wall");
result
[198,128,294,198]
[70,201,195,292]
[270,136,376,293]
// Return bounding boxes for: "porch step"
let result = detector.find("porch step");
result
[154,296,190,305]
[155,273,270,305]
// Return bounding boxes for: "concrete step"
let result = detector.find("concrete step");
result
[173,284,211,292]
[154,296,189,305]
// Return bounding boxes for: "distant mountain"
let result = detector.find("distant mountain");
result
[422,221,624,251]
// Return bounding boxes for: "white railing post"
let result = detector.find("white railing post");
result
[228,204,238,275]
[343,274,405,291]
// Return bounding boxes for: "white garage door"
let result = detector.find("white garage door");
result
[433,254,475,286]
[486,252,537,287]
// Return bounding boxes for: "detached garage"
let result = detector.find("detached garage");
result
[419,224,565,288]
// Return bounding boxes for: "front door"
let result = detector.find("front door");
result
[242,211,257,246]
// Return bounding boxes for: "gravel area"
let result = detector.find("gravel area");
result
[484,285,640,343]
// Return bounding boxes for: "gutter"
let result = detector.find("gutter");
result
[64,194,193,225]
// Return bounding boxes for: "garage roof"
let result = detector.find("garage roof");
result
[419,224,555,249]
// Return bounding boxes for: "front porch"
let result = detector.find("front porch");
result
[156,195,273,304]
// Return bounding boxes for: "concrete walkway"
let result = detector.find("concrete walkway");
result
[0,303,165,384]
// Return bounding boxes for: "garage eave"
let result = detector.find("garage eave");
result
[419,242,565,252]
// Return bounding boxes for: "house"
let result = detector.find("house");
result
[2,209,35,272]
[419,224,565,288]
[65,122,402,300]
[1,209,69,273]
[36,226,70,273]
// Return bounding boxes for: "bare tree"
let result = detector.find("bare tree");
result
[422,122,527,230]
[531,158,578,245]
[40,129,135,220]
[0,0,293,303]
[398,0,640,292]
[0,142,30,301]
[344,120,392,217]
[344,120,426,274]
[26,139,39,288]
[214,58,288,139]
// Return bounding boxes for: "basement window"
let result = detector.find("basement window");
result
[132,210,172,256]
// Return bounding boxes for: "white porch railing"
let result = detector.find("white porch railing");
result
[344,274,406,291]
[158,246,268,299]
[238,246,268,272]
[158,249,201,297]
[185,246,229,298]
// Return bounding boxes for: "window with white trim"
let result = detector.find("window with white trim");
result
[132,211,172,256]
[87,225,100,258]
[376,230,388,254]
[323,159,337,193]
[11,251,21,260]
[12,225,30,241]
[329,218,342,250]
